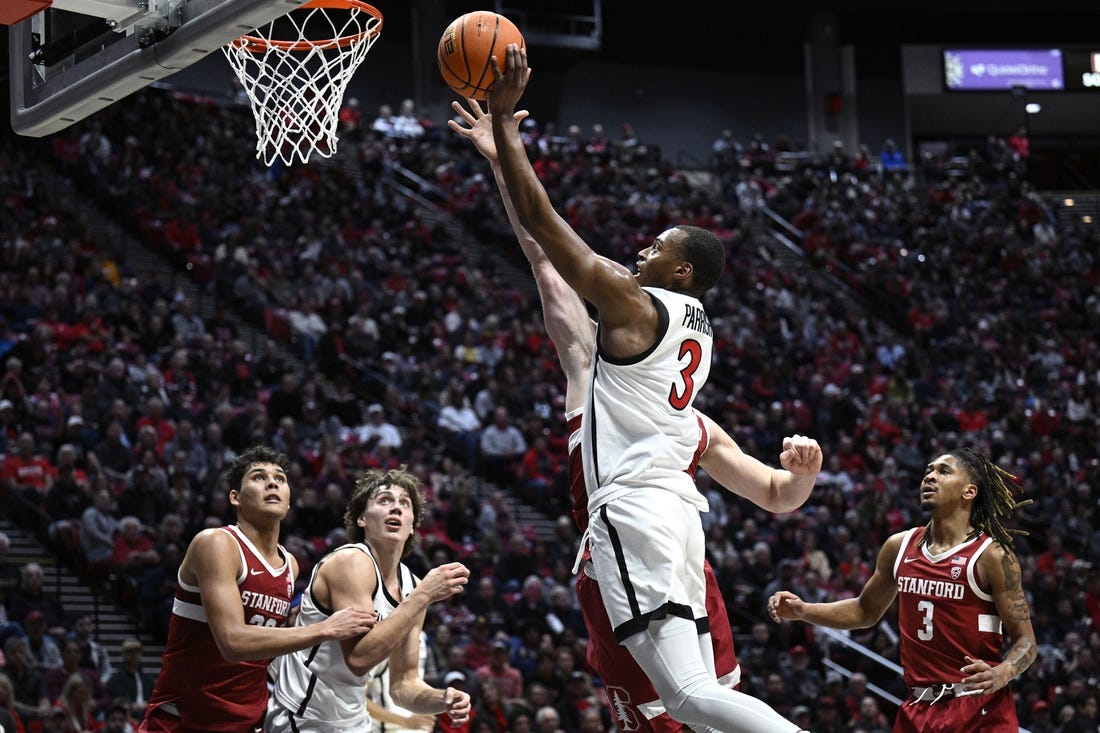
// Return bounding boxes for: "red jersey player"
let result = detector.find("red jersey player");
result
[139,446,376,733]
[769,448,1037,732]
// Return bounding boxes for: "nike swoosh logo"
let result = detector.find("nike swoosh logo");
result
[250,568,265,576]
[903,557,918,563]
[981,708,988,716]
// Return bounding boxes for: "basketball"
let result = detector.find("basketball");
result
[437,11,525,101]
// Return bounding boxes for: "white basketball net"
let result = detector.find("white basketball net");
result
[223,1,382,166]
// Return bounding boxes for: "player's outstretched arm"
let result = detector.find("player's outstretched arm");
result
[325,553,469,675]
[769,532,903,630]
[487,45,651,330]
[449,98,593,403]
[188,530,376,662]
[698,415,821,514]
[960,544,1037,695]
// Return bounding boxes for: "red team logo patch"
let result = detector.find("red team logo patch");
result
[605,686,641,731]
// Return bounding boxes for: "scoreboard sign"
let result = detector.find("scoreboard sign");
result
[1063,50,1100,90]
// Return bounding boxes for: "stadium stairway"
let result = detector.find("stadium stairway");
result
[751,206,905,339]
[0,514,165,672]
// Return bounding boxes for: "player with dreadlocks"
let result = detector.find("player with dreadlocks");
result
[768,447,1036,732]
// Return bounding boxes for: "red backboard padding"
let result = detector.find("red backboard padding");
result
[0,0,51,26]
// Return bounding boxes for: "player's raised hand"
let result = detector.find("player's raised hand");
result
[768,590,806,623]
[488,44,530,116]
[443,686,472,724]
[447,98,529,162]
[321,606,377,640]
[779,434,823,477]
[415,562,470,603]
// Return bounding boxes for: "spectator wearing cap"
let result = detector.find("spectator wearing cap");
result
[106,639,156,719]
[24,611,62,671]
[60,414,95,457]
[475,637,524,707]
[813,695,846,733]
[351,404,403,451]
[556,671,604,733]
[1027,699,1055,733]
[461,616,495,672]
[790,705,812,730]
[102,699,131,733]
[783,644,824,705]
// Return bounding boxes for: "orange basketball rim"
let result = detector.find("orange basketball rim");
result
[229,0,383,54]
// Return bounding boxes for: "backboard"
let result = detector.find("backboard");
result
[6,0,313,137]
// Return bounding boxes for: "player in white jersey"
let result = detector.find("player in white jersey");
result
[489,46,811,733]
[266,468,471,733]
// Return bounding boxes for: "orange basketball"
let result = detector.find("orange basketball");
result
[437,11,525,101]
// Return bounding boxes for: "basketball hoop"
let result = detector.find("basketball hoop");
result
[224,0,382,166]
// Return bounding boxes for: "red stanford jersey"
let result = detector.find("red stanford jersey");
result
[894,526,1003,689]
[145,525,294,732]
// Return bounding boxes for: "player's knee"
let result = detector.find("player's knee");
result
[665,677,740,726]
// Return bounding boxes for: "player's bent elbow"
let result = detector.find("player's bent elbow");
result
[345,660,371,677]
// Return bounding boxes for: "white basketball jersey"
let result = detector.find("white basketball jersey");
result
[270,543,417,731]
[582,286,713,514]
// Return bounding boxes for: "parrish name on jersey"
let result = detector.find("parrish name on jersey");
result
[680,304,712,336]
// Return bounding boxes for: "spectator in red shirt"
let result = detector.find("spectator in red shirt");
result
[474,638,524,707]
[2,432,56,525]
[110,517,160,579]
[1036,534,1075,576]
[134,397,175,457]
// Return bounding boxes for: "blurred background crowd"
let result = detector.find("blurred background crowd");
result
[0,86,1097,733]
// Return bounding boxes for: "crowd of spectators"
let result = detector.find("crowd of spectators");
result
[0,83,1097,733]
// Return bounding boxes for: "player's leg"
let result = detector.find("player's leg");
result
[590,493,801,733]
[576,567,684,733]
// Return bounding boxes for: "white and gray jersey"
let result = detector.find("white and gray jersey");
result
[581,286,713,515]
[269,543,417,731]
